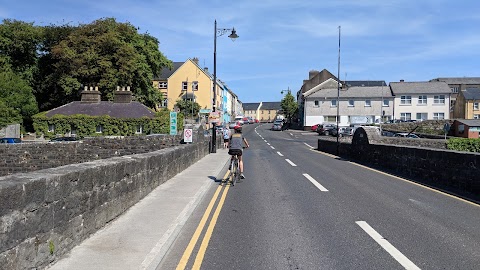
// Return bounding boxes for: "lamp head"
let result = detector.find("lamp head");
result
[228,28,239,41]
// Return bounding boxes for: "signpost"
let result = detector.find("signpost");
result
[184,128,193,143]
[170,112,177,135]
[443,123,450,140]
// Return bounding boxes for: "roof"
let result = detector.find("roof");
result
[344,81,386,87]
[462,88,480,100]
[390,81,451,95]
[45,101,156,119]
[454,119,480,127]
[260,102,282,110]
[154,62,183,80]
[307,86,393,99]
[430,77,480,85]
[243,103,261,110]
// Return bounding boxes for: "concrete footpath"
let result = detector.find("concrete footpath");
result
[47,148,230,270]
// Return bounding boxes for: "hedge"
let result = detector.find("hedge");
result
[446,138,480,153]
[32,110,184,139]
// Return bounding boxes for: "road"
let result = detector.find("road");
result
[158,123,480,270]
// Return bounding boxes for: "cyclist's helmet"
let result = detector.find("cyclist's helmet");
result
[234,125,242,132]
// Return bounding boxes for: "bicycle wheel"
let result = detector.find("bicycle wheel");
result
[232,159,239,186]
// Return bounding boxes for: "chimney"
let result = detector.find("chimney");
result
[80,86,101,103]
[114,86,133,103]
[204,67,209,73]
[309,70,320,80]
[192,57,199,65]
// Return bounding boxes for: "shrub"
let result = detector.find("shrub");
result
[446,138,480,152]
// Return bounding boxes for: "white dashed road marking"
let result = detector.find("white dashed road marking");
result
[356,221,420,270]
[302,174,328,192]
[277,152,284,156]
[285,159,297,166]
[304,143,314,148]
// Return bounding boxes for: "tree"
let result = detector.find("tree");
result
[0,19,41,84]
[175,99,200,118]
[0,69,39,129]
[39,18,172,110]
[280,91,298,125]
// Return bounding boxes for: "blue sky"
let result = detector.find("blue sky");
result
[1,0,479,103]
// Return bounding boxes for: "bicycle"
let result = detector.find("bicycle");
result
[227,154,240,186]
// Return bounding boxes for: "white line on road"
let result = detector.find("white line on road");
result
[267,143,270,145]
[356,221,420,270]
[289,133,293,136]
[302,174,328,192]
[270,146,275,149]
[285,159,297,166]
[304,142,314,148]
[277,152,284,156]
[264,140,267,142]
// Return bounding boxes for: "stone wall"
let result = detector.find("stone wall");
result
[317,131,480,202]
[0,135,184,177]
[0,140,211,270]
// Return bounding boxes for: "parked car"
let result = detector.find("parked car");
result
[340,127,354,137]
[330,127,349,137]
[316,124,337,135]
[311,124,321,132]
[394,133,419,138]
[271,123,282,131]
[0,137,22,143]
[50,137,80,142]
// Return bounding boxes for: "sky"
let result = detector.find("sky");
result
[1,0,479,103]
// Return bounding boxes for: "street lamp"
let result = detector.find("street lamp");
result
[336,26,341,156]
[211,20,239,153]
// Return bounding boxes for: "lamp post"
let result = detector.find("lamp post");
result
[211,20,239,153]
[336,26,341,156]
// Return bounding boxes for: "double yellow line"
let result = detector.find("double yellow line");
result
[176,171,231,270]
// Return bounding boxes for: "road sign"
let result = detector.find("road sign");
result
[184,128,193,143]
[170,112,177,135]
[199,109,211,114]
[208,111,221,124]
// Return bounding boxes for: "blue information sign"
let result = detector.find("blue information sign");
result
[170,112,177,135]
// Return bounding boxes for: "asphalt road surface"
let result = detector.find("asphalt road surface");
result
[158,123,480,270]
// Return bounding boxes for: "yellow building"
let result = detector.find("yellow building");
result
[153,58,221,112]
[454,88,480,119]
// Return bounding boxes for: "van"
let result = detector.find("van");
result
[234,116,244,125]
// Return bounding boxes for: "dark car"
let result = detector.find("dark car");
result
[50,137,80,142]
[316,124,337,135]
[0,137,22,143]
[271,123,282,131]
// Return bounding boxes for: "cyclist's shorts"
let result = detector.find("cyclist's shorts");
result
[224,138,229,143]
[228,149,242,156]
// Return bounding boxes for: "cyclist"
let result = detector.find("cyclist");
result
[229,125,249,179]
[222,126,230,149]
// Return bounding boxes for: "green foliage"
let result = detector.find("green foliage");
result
[446,138,480,153]
[175,99,200,118]
[0,69,39,128]
[49,240,55,255]
[280,91,298,122]
[32,111,184,138]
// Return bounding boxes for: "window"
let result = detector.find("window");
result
[96,125,103,133]
[400,96,412,105]
[383,99,389,107]
[433,95,445,104]
[71,126,76,135]
[324,116,337,122]
[192,81,198,91]
[433,113,445,120]
[365,100,371,107]
[474,114,480,119]
[314,100,320,107]
[348,100,354,107]
[418,95,427,105]
[474,102,479,110]
[400,113,411,121]
[331,100,337,107]
[158,82,167,89]
[161,98,168,107]
[416,113,428,121]
[451,87,459,93]
[182,81,188,91]
[136,125,143,134]
[48,124,55,133]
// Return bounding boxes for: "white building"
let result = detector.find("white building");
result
[304,79,393,127]
[390,81,451,121]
